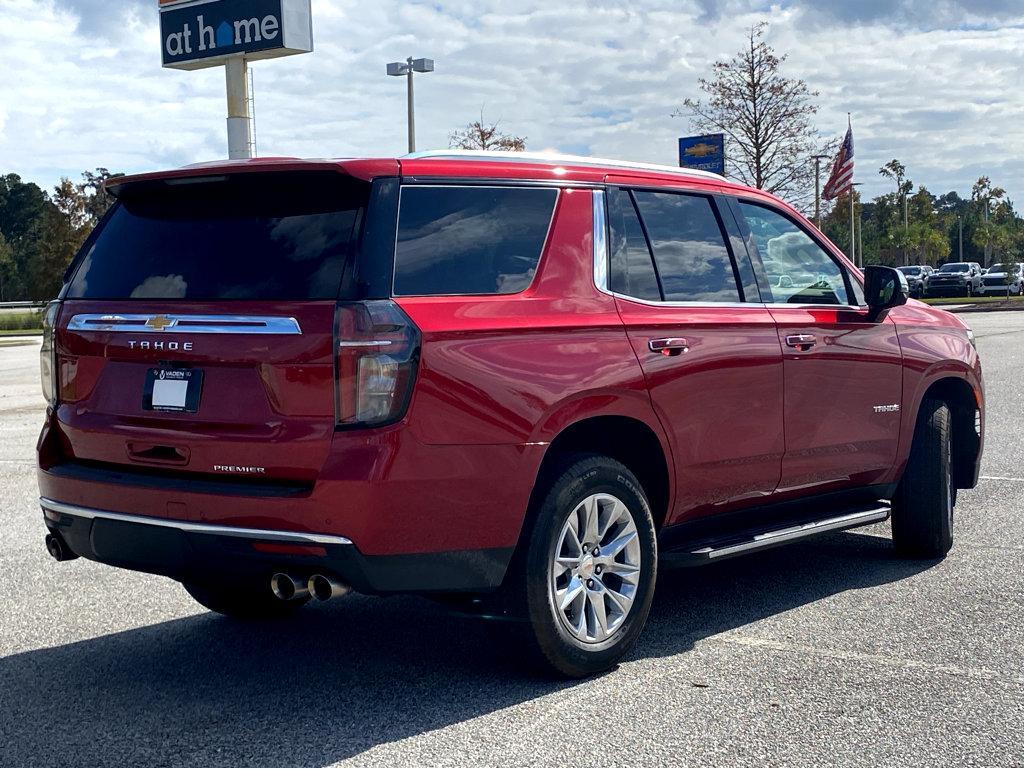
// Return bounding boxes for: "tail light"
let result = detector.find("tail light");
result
[40,300,60,407]
[334,300,420,427]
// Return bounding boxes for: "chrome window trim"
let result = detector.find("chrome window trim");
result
[40,497,353,546]
[594,189,763,310]
[67,314,302,335]
[763,302,871,312]
[592,189,609,292]
[593,189,875,313]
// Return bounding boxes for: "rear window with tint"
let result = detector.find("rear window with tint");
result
[66,173,368,300]
[393,186,557,296]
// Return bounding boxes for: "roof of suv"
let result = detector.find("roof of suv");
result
[106,150,756,197]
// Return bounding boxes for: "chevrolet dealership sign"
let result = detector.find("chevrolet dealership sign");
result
[159,0,313,70]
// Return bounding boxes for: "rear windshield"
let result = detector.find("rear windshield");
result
[66,173,368,300]
[393,185,557,296]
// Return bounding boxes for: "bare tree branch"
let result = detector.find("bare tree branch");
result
[449,109,526,152]
[674,22,833,211]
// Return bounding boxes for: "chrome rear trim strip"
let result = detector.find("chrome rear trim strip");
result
[67,314,302,335]
[40,497,352,546]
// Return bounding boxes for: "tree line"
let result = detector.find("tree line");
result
[821,172,1022,268]
[0,170,120,302]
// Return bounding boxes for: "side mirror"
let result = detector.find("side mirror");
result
[864,265,909,321]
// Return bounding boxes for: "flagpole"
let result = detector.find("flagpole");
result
[847,114,855,266]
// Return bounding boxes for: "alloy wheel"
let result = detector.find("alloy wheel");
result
[548,493,642,644]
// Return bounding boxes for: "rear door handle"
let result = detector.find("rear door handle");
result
[649,338,689,356]
[785,334,817,350]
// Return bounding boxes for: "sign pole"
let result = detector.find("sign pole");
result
[225,56,252,160]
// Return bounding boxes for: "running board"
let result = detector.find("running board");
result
[663,504,891,566]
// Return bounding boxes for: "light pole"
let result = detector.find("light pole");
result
[387,57,435,153]
[850,182,863,267]
[812,154,829,230]
[958,214,963,262]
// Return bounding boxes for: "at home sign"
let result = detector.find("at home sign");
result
[159,0,313,70]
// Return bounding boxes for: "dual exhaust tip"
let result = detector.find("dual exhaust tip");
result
[270,572,351,603]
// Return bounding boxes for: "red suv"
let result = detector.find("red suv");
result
[37,151,983,676]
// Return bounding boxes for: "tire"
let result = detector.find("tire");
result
[508,454,658,678]
[183,579,309,619]
[891,398,955,559]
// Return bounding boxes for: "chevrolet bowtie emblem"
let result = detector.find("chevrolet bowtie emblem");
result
[145,315,176,331]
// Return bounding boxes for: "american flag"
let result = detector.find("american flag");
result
[822,123,854,200]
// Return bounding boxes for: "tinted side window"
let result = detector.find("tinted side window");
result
[394,186,557,296]
[608,188,661,301]
[739,202,850,305]
[632,191,741,303]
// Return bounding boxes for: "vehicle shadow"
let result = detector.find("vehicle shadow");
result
[0,529,931,767]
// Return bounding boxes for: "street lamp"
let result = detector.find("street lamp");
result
[387,57,434,153]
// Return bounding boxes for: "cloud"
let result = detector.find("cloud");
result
[53,0,152,39]
[797,0,1024,28]
[2,0,1024,207]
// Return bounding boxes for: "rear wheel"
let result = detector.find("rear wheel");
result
[183,579,308,619]
[891,398,954,559]
[510,455,657,678]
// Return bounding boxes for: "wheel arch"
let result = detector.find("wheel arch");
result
[502,413,673,587]
[914,374,982,489]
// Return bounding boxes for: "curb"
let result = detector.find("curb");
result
[944,304,1024,314]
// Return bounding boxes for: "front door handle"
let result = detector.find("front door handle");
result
[785,334,817,351]
[649,337,689,356]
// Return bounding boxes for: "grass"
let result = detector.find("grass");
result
[0,309,43,333]
[921,295,1024,306]
[0,328,42,336]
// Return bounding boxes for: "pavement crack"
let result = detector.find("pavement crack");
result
[715,635,1023,685]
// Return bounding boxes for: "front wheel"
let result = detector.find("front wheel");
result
[891,398,954,559]
[183,579,309,619]
[511,455,658,678]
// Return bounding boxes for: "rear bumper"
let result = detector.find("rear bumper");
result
[41,497,512,594]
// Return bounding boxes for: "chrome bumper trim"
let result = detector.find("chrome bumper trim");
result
[39,497,352,546]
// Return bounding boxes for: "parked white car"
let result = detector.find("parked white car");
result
[978,263,1024,296]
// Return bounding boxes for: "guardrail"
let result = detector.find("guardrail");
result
[0,301,46,310]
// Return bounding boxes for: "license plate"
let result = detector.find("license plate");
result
[143,368,203,413]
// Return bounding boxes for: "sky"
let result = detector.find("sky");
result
[2,0,1023,205]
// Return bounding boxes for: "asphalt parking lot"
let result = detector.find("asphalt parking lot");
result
[1,313,1022,767]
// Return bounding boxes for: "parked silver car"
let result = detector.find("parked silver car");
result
[897,265,932,298]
